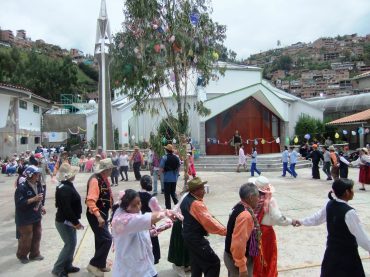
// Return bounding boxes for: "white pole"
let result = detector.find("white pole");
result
[101,38,106,151]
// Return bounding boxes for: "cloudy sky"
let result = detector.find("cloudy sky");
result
[1,0,369,59]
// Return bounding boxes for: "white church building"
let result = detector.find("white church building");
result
[83,62,323,155]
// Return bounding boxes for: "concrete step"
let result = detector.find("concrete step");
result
[193,154,312,172]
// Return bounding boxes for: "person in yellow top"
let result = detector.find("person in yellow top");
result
[180,177,227,277]
[224,182,260,277]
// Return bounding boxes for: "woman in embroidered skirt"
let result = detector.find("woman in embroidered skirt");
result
[249,176,297,277]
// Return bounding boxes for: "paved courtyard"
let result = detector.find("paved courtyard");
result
[1,167,370,276]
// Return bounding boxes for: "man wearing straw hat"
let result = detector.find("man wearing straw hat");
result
[52,163,83,277]
[180,177,227,277]
[160,144,180,209]
[86,158,114,277]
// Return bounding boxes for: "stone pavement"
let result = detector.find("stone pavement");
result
[1,167,370,277]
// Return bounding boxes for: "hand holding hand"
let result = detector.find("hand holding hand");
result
[74,223,84,230]
[41,206,46,215]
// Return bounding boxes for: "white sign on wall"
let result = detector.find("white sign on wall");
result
[48,132,68,142]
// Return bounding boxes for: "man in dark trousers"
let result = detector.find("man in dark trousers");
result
[307,144,324,179]
[181,177,227,277]
[86,158,114,277]
[160,144,180,209]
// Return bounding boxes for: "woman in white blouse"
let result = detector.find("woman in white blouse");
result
[111,189,167,277]
[297,178,370,276]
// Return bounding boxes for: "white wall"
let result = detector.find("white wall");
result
[18,100,41,131]
[0,94,10,128]
[204,69,262,94]
[288,101,324,137]
[86,111,98,142]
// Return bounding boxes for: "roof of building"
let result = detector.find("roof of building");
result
[0,83,52,104]
[327,109,370,125]
[352,71,370,80]
[308,93,370,113]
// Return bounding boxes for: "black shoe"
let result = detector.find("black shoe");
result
[120,179,124,181]
[58,272,68,277]
[29,255,44,261]
[19,258,29,264]
[326,177,332,181]
[152,193,158,196]
[66,266,80,273]
[125,179,128,181]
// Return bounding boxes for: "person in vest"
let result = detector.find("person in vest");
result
[86,158,114,277]
[339,151,350,179]
[52,163,83,277]
[14,165,45,264]
[160,144,180,209]
[224,182,260,277]
[138,175,162,264]
[180,177,227,277]
[297,179,370,276]
[329,145,340,180]
[131,146,144,181]
[281,146,292,177]
[249,176,297,277]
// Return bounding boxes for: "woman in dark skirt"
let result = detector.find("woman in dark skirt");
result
[168,193,190,276]
[138,175,161,264]
[298,179,370,277]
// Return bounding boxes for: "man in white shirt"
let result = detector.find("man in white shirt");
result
[118,150,129,181]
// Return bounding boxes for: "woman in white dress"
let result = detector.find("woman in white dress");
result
[236,144,247,173]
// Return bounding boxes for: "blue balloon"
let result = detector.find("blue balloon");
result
[343,130,348,135]
[190,13,200,25]
[304,134,311,140]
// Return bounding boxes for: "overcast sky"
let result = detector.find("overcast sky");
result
[1,0,369,59]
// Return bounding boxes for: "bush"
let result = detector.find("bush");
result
[294,115,336,143]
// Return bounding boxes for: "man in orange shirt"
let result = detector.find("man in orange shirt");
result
[180,177,227,277]
[85,158,114,277]
[224,182,260,277]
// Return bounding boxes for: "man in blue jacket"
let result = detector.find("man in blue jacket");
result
[14,165,46,264]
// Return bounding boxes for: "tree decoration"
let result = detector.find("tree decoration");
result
[343,130,348,135]
[276,137,280,144]
[172,138,177,144]
[334,132,340,139]
[254,139,258,145]
[365,128,370,134]
[189,11,200,25]
[304,134,310,140]
[132,135,136,140]
[261,138,266,144]
[154,44,161,53]
[162,137,167,144]
[358,127,364,135]
[212,51,219,60]
[294,136,299,144]
[285,137,290,145]
[169,35,176,43]
[351,131,357,136]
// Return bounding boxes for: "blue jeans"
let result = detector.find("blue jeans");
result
[53,221,77,274]
[290,163,297,178]
[250,163,261,177]
[282,162,292,176]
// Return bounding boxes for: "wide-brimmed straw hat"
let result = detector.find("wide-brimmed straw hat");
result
[57,163,79,182]
[134,146,139,150]
[164,144,174,152]
[361,147,369,154]
[248,176,275,193]
[329,145,335,151]
[96,158,115,173]
[187,177,208,192]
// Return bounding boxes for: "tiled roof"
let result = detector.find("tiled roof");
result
[327,109,370,125]
[0,82,51,103]
[0,82,32,92]
[352,71,370,80]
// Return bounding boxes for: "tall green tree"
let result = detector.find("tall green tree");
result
[111,0,227,135]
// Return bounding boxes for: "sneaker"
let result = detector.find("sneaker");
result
[87,264,104,277]
[30,255,44,261]
[19,258,29,264]
[66,266,80,273]
[57,272,68,277]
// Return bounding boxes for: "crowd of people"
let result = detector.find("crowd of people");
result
[7,140,370,277]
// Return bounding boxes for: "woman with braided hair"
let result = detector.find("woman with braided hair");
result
[249,176,298,277]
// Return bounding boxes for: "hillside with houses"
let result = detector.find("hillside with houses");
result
[244,34,370,99]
